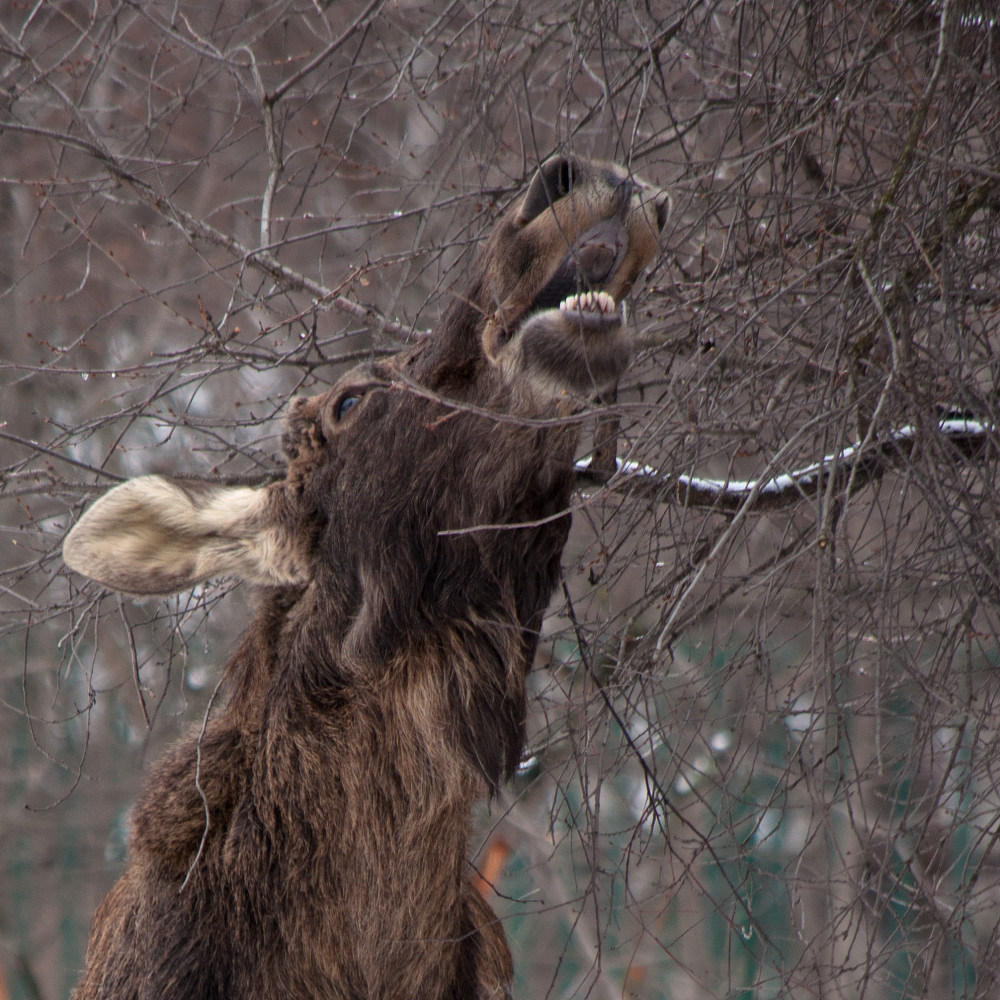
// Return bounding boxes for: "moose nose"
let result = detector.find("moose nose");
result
[618,173,671,236]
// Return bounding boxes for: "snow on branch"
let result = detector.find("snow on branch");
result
[576,417,996,512]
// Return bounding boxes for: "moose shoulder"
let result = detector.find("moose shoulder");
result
[63,157,668,1000]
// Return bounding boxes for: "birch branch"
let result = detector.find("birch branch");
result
[575,417,995,511]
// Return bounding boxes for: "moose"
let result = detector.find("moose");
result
[63,155,668,999]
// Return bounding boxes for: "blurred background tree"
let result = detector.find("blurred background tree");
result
[2,1,1000,997]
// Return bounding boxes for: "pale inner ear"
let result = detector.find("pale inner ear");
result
[63,476,310,596]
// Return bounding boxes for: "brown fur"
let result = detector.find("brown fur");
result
[63,156,667,1000]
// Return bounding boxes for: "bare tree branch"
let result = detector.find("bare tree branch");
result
[4,3,1000,997]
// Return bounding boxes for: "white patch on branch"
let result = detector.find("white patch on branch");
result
[576,417,994,510]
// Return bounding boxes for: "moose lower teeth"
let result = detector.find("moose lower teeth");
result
[559,291,617,314]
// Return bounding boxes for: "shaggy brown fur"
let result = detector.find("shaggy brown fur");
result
[63,156,667,1000]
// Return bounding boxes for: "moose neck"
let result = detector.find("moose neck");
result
[273,473,575,792]
[195,588,533,991]
[279,346,583,788]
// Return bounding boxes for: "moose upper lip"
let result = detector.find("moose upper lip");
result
[524,218,630,319]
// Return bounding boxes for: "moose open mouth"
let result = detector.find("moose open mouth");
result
[523,217,630,332]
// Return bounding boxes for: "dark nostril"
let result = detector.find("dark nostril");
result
[654,193,671,233]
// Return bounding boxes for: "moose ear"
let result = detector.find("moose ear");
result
[63,476,310,596]
[517,156,583,225]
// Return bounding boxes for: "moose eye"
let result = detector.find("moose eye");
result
[335,395,361,420]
